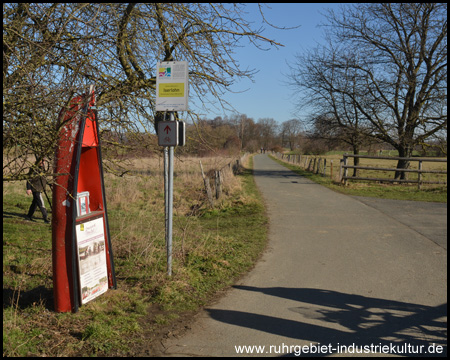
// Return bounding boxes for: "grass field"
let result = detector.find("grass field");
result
[3,154,268,356]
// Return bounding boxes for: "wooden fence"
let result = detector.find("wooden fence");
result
[273,152,447,190]
[200,153,249,207]
[340,154,447,189]
[274,153,331,177]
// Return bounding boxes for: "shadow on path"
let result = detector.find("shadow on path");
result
[207,286,447,357]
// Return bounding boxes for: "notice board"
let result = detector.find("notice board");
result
[156,61,189,111]
[76,216,109,304]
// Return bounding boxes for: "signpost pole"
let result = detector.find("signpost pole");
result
[156,61,188,277]
[167,112,175,276]
[164,146,169,276]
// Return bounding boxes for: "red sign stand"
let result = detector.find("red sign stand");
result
[52,87,116,312]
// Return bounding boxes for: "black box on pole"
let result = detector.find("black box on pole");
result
[178,121,185,147]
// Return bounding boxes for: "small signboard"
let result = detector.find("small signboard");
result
[76,191,90,217]
[156,61,189,111]
[158,121,178,146]
[76,216,109,304]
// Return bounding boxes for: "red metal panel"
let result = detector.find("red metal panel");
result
[81,114,99,147]
[52,96,83,312]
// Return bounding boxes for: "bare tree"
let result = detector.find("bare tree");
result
[280,119,302,151]
[3,3,94,180]
[289,3,447,179]
[3,3,283,181]
[257,118,279,150]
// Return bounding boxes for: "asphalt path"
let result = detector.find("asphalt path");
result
[160,154,447,357]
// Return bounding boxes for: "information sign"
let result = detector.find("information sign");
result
[158,121,178,146]
[156,61,189,111]
[76,216,109,304]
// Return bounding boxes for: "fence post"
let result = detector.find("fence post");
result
[215,170,222,199]
[418,160,422,190]
[344,155,348,186]
[200,161,214,207]
[341,155,348,185]
[322,158,327,177]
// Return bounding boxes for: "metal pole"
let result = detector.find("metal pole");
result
[168,145,174,276]
[167,112,175,276]
[164,146,169,271]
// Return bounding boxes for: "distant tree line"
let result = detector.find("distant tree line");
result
[101,114,445,161]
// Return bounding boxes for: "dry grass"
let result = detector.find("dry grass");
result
[107,154,243,213]
[103,153,246,284]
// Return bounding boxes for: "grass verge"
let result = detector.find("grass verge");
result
[3,155,268,356]
[269,154,447,203]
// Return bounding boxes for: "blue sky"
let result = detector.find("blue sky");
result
[191,3,343,125]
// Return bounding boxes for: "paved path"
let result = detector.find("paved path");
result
[160,154,447,357]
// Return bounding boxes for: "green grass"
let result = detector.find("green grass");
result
[270,154,447,203]
[3,154,268,356]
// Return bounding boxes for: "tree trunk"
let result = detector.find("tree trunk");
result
[395,146,412,180]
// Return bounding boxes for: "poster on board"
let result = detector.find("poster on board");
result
[156,61,189,111]
[76,216,108,304]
